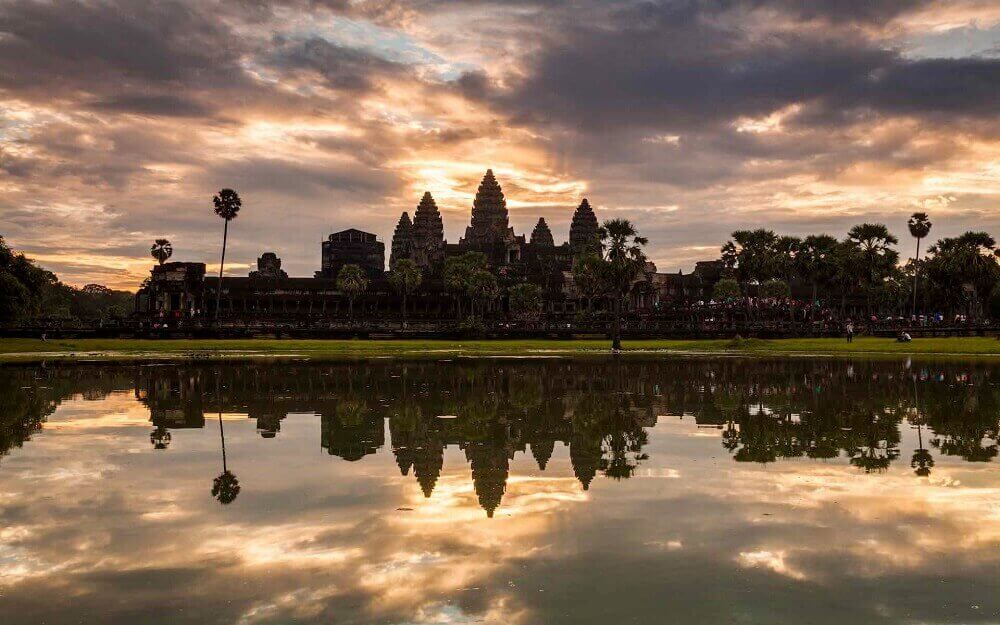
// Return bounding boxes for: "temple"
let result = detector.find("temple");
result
[136,169,726,329]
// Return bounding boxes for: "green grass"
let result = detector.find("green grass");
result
[0,336,997,363]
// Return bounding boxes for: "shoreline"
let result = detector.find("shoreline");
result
[1,337,998,364]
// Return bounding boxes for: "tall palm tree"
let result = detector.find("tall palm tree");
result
[795,234,839,320]
[599,218,648,351]
[212,188,242,320]
[336,264,369,319]
[388,259,422,329]
[150,239,173,265]
[847,223,899,314]
[907,212,932,316]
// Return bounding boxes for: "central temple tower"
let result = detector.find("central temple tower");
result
[461,169,512,248]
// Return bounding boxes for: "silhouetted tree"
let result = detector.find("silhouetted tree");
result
[212,189,242,320]
[571,253,606,313]
[150,238,173,265]
[924,231,999,319]
[907,212,932,315]
[795,234,839,317]
[712,277,741,302]
[336,264,369,319]
[599,219,648,351]
[509,282,542,320]
[388,259,422,328]
[443,251,488,320]
[847,223,899,314]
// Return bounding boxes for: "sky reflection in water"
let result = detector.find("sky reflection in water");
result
[0,358,998,624]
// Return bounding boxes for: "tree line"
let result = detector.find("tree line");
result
[0,235,133,325]
[714,214,1000,319]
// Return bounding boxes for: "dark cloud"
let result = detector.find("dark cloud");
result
[86,94,217,118]
[204,157,396,198]
[480,1,999,135]
[266,36,407,92]
[0,0,248,95]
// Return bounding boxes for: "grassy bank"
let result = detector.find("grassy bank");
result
[0,336,998,363]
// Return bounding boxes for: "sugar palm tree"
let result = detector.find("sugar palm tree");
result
[795,234,839,319]
[907,212,932,316]
[336,264,369,319]
[150,239,173,265]
[388,259,422,329]
[925,231,999,319]
[847,223,899,314]
[468,269,499,318]
[212,188,242,320]
[599,218,648,351]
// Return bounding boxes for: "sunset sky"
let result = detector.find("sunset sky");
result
[1,0,998,289]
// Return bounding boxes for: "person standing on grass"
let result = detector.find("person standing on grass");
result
[846,320,854,343]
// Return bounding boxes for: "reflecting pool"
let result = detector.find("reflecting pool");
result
[1,358,998,624]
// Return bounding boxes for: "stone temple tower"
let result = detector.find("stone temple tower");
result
[530,217,555,247]
[411,191,444,269]
[462,169,511,247]
[389,212,413,267]
[569,198,600,255]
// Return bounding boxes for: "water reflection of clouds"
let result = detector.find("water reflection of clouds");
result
[1,362,999,624]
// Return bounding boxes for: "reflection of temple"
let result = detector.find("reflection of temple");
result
[321,407,385,461]
[127,359,1000,511]
[8,359,995,515]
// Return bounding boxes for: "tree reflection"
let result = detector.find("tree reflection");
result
[4,358,998,517]
[212,375,240,505]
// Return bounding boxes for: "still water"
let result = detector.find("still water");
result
[1,357,998,624]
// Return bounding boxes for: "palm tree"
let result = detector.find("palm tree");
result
[721,229,781,285]
[599,218,648,351]
[336,264,369,319]
[847,223,899,314]
[795,234,839,319]
[925,231,999,319]
[571,254,606,313]
[150,239,173,265]
[212,188,242,320]
[443,252,487,320]
[907,212,932,316]
[468,269,499,318]
[388,259,422,329]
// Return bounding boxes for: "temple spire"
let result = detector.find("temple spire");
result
[463,169,509,246]
[569,198,600,255]
[389,211,413,266]
[530,217,554,247]
[411,192,444,268]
